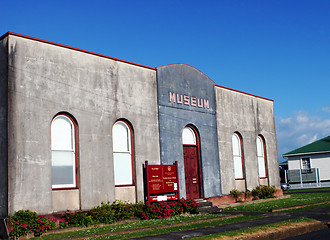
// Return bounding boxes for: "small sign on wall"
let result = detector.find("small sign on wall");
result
[145,161,180,202]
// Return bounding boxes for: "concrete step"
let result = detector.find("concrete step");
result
[198,201,213,207]
[199,206,223,214]
[195,199,223,214]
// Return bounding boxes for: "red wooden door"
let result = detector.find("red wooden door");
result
[183,146,201,199]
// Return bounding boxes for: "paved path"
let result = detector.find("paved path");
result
[284,228,330,240]
[129,206,330,240]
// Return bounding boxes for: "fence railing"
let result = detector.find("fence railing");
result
[285,168,320,187]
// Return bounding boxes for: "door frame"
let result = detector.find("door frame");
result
[182,125,203,199]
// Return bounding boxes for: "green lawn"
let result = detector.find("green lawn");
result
[35,214,261,240]
[279,202,330,212]
[35,191,330,239]
[225,192,330,212]
[285,187,330,193]
[189,217,315,239]
[88,215,262,240]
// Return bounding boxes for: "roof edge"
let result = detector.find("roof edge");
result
[283,150,330,157]
[215,84,274,102]
[0,31,156,70]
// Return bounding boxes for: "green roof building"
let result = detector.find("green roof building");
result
[283,136,330,182]
[283,136,330,157]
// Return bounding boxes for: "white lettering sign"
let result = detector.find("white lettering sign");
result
[169,92,209,109]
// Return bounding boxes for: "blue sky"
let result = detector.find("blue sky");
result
[1,0,330,162]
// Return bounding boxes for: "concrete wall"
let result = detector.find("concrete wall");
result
[2,32,281,215]
[215,86,280,194]
[6,35,160,215]
[157,64,221,198]
[0,37,8,217]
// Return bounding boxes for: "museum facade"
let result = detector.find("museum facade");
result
[0,32,280,216]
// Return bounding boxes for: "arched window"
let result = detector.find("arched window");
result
[51,114,78,189]
[257,135,267,178]
[113,121,134,186]
[232,133,244,179]
[182,126,197,145]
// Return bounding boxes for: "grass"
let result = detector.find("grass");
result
[34,191,330,239]
[35,214,262,240]
[88,215,262,240]
[285,187,330,193]
[188,217,315,239]
[225,192,330,212]
[33,214,223,239]
[279,202,330,212]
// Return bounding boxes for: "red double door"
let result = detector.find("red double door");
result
[183,146,201,200]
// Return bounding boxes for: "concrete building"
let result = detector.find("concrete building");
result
[0,32,280,217]
[283,135,330,183]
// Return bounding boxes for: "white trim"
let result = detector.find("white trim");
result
[51,115,77,189]
[232,133,244,179]
[283,151,330,157]
[182,126,197,145]
[257,136,267,178]
[300,156,311,170]
[112,121,134,186]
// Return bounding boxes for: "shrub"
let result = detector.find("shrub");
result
[64,200,145,226]
[58,219,69,229]
[110,200,135,221]
[230,189,242,200]
[125,201,145,219]
[8,210,57,238]
[252,185,276,199]
[177,198,199,214]
[32,216,57,237]
[64,211,94,227]
[141,198,199,220]
[8,199,200,237]
[88,202,116,224]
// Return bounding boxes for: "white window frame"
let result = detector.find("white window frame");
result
[301,156,311,170]
[113,121,134,186]
[182,126,197,145]
[232,133,244,179]
[51,114,77,189]
[257,136,267,178]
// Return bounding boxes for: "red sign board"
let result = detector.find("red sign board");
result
[145,161,180,202]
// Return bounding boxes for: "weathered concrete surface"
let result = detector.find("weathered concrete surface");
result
[157,64,221,199]
[115,186,136,204]
[0,36,8,217]
[6,34,160,214]
[52,190,79,212]
[216,86,280,195]
[1,32,281,216]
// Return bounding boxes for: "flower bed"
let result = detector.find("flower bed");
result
[7,198,199,239]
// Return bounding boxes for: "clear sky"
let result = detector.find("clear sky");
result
[1,0,330,162]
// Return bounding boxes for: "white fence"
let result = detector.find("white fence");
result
[284,168,324,189]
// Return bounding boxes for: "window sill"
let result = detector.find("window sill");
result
[115,184,135,187]
[52,187,79,191]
